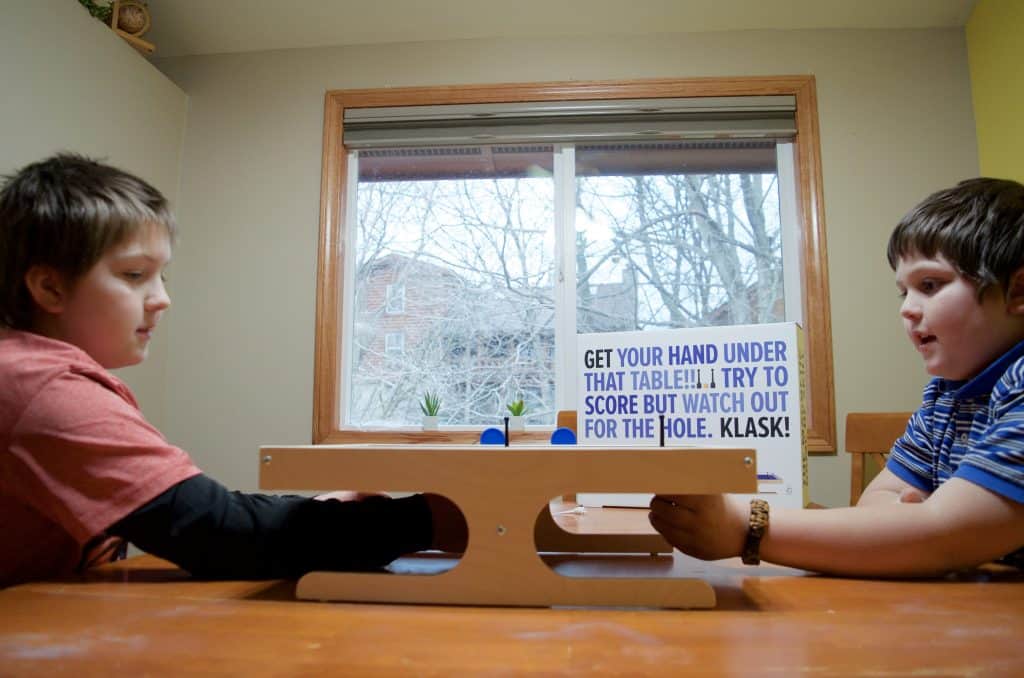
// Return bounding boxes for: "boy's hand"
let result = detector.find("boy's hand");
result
[858,468,931,506]
[649,493,748,561]
[313,490,385,502]
[898,487,929,503]
[423,493,468,553]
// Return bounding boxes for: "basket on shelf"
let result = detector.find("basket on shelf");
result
[109,0,155,55]
[114,0,151,37]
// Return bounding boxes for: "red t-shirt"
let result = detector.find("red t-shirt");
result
[0,329,201,586]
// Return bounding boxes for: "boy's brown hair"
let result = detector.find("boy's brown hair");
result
[887,177,1024,297]
[0,153,175,329]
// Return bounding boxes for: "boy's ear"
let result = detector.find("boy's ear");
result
[23,265,71,315]
[1005,267,1024,316]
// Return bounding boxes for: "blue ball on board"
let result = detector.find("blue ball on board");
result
[479,427,506,445]
[549,427,577,445]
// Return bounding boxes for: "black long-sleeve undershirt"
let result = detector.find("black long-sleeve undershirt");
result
[107,474,433,579]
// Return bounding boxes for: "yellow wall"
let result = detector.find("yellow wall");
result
[967,0,1024,182]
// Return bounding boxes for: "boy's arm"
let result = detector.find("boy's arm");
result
[856,468,931,506]
[650,479,1024,577]
[108,474,465,578]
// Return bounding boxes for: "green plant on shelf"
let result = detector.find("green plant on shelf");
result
[78,0,113,24]
[420,391,442,417]
[506,398,527,417]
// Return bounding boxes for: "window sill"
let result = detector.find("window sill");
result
[320,427,557,445]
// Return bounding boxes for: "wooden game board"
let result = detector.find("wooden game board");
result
[259,444,757,608]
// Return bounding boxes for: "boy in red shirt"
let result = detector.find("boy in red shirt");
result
[0,154,465,587]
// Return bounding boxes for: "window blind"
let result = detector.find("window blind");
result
[343,96,797,148]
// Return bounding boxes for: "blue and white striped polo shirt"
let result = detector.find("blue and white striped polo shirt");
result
[889,339,1024,504]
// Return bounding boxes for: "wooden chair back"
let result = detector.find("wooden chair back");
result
[845,411,913,505]
[555,410,578,501]
[556,410,577,434]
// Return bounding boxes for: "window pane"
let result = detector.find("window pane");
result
[575,142,785,332]
[349,145,557,427]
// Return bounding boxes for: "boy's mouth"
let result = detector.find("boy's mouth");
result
[914,333,937,349]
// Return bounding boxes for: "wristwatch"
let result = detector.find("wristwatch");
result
[741,498,770,565]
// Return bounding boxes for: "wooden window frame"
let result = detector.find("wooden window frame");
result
[313,76,836,452]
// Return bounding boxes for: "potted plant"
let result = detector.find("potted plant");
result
[420,391,441,430]
[506,398,527,431]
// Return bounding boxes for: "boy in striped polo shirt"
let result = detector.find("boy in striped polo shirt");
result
[650,178,1024,577]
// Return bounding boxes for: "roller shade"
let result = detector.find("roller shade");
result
[356,140,780,181]
[344,96,796,148]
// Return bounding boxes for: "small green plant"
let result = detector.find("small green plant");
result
[420,391,441,417]
[78,0,113,24]
[506,398,527,417]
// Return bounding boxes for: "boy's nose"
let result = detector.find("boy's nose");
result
[899,295,920,320]
[146,279,171,311]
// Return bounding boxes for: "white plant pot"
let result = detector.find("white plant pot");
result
[508,415,525,431]
[422,415,439,431]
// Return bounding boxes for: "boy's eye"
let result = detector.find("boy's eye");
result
[122,271,143,281]
[919,278,942,294]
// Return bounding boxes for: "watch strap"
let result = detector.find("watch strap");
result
[741,498,770,565]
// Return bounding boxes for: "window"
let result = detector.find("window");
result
[384,332,404,355]
[314,78,835,452]
[385,283,405,314]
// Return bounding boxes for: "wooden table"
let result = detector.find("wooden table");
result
[2,550,1023,675]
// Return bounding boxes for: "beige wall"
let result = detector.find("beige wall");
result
[1,0,188,430]
[154,29,978,506]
